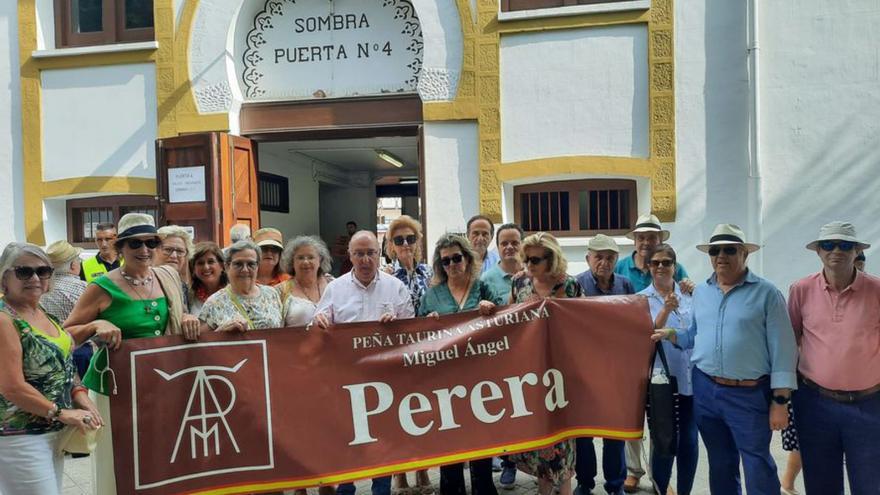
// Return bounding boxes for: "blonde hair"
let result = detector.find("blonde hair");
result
[430,234,480,286]
[521,232,568,279]
[386,215,424,262]
[158,225,194,260]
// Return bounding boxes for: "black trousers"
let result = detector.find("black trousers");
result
[439,458,497,495]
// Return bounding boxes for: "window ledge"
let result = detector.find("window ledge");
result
[32,41,158,59]
[557,236,634,248]
[498,0,650,22]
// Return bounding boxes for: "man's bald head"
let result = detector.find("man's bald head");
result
[348,230,379,251]
[348,230,380,284]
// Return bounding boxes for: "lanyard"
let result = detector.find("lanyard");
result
[226,286,255,330]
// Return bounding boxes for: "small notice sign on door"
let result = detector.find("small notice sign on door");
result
[168,166,206,203]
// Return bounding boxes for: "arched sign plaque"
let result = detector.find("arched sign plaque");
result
[241,0,423,101]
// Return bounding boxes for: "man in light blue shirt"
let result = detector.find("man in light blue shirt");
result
[480,223,523,302]
[655,224,797,495]
[467,215,500,274]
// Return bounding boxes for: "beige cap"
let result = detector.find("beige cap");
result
[587,234,619,253]
[253,227,283,249]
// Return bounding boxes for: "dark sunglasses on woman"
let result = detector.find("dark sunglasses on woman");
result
[126,238,162,250]
[525,256,548,265]
[393,235,418,246]
[650,259,675,267]
[440,253,464,266]
[13,265,54,280]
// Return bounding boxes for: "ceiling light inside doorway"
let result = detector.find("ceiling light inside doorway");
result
[376,149,405,168]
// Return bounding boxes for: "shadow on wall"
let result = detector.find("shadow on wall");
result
[2,6,26,243]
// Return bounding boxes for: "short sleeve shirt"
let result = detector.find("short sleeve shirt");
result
[199,285,283,330]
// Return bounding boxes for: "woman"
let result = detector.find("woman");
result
[198,240,283,333]
[509,232,581,495]
[277,236,333,327]
[0,243,102,495]
[155,225,194,283]
[419,234,502,495]
[254,227,290,286]
[188,242,227,315]
[383,216,433,495]
[637,244,697,495]
[64,213,200,495]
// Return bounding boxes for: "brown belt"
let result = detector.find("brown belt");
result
[710,375,768,387]
[801,376,880,403]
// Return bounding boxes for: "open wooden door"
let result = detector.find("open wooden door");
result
[156,133,260,245]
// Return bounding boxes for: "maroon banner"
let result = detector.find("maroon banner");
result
[108,297,654,495]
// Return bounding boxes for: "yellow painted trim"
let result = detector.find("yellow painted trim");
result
[19,0,44,244]
[423,99,479,121]
[31,49,157,70]
[41,177,157,197]
[496,9,650,34]
[499,156,652,182]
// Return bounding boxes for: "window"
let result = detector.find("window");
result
[501,0,633,12]
[259,172,290,213]
[514,179,637,237]
[67,195,159,245]
[54,0,154,48]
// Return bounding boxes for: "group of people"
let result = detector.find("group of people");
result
[0,210,876,495]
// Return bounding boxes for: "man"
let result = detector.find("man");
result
[480,223,524,299]
[654,224,797,495]
[615,215,692,491]
[467,215,500,274]
[313,230,414,495]
[229,223,251,244]
[80,222,120,282]
[788,221,879,494]
[574,234,632,495]
[338,221,359,275]
[41,240,90,377]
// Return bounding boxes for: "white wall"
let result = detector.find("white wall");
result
[41,64,158,182]
[0,4,25,245]
[500,25,649,163]
[258,148,321,241]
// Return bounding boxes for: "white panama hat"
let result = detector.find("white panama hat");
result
[626,214,670,241]
[696,224,760,253]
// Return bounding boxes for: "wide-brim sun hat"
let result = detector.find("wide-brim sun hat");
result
[116,213,160,241]
[696,223,761,253]
[46,240,82,266]
[253,227,284,249]
[626,214,671,241]
[587,233,619,253]
[805,221,871,251]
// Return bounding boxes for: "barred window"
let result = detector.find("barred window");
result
[514,179,637,237]
[54,0,155,48]
[259,172,290,213]
[67,195,158,245]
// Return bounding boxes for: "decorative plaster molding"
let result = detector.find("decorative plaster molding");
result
[418,68,460,101]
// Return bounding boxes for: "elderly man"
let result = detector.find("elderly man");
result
[615,214,691,294]
[855,251,866,272]
[229,223,251,244]
[788,222,879,494]
[313,230,414,495]
[467,215,500,274]
[572,234,631,495]
[41,240,91,378]
[80,222,120,282]
[654,224,797,495]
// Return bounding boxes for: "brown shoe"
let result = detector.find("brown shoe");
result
[623,476,640,493]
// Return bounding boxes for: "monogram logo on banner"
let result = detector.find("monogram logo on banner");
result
[130,342,274,490]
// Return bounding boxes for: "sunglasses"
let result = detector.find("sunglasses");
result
[650,259,675,268]
[440,253,465,266]
[392,235,418,246]
[126,238,161,250]
[818,240,855,252]
[525,256,549,265]
[708,246,739,257]
[13,265,54,281]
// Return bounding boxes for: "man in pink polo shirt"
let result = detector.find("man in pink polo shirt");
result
[788,221,880,494]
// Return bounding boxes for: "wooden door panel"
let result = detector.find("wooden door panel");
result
[217,134,260,246]
[156,133,219,243]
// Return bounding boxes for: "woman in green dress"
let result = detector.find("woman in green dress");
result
[508,232,582,495]
[64,213,200,495]
[0,243,101,495]
[419,234,503,495]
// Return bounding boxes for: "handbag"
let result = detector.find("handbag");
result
[56,425,101,455]
[645,340,679,459]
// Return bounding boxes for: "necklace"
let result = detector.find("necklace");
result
[293,279,323,303]
[122,270,158,314]
[121,269,154,286]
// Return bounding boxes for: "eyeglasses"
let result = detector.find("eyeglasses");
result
[708,246,739,257]
[818,240,855,252]
[351,250,378,259]
[650,259,675,268]
[161,246,187,257]
[13,265,54,280]
[126,238,161,250]
[230,260,258,271]
[525,256,549,265]
[392,235,418,246]
[440,253,465,266]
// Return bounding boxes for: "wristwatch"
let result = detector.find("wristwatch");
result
[46,403,61,421]
[771,395,791,405]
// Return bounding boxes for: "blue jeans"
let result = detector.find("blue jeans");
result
[650,395,699,495]
[336,476,391,495]
[575,437,626,494]
[793,379,880,495]
[692,368,778,495]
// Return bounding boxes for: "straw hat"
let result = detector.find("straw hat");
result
[253,227,283,249]
[46,240,82,267]
[805,221,870,251]
[587,234,619,253]
[116,213,159,241]
[697,224,760,253]
[626,214,671,241]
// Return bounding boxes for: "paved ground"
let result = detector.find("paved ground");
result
[62,431,829,495]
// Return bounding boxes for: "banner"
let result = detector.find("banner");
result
[108,297,654,495]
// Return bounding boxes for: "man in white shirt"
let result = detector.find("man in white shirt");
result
[313,231,414,495]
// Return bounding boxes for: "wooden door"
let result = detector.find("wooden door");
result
[156,133,260,245]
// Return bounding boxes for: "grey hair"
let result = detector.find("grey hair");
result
[157,225,195,260]
[53,256,80,275]
[0,243,53,294]
[225,240,261,264]
[229,224,252,243]
[281,236,332,276]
